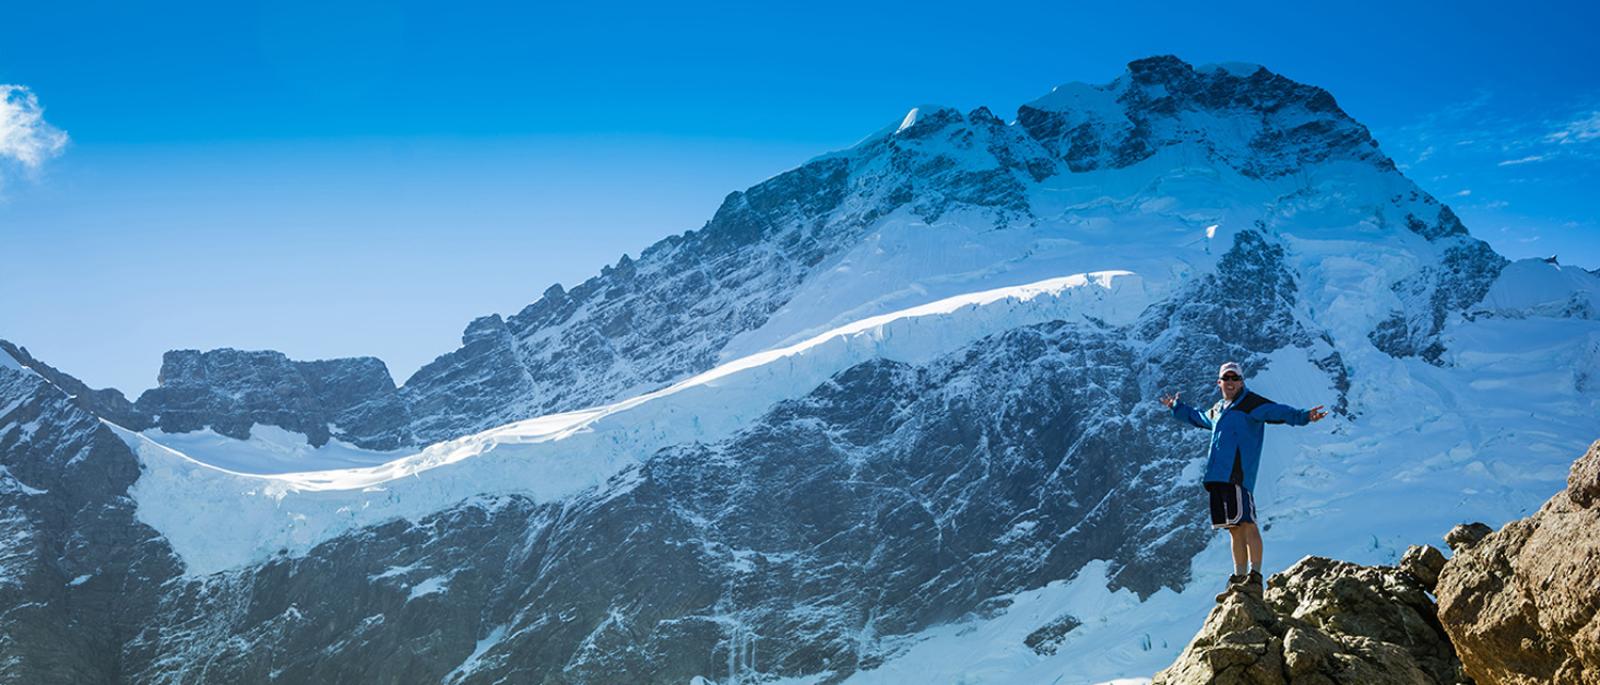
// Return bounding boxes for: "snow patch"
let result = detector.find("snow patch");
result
[140,424,410,475]
[1474,258,1600,318]
[896,107,921,134]
[0,465,46,496]
[841,560,1197,685]
[406,574,451,602]
[443,624,510,684]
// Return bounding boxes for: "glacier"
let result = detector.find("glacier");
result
[122,271,1150,576]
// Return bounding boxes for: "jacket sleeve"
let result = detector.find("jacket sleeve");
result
[1171,401,1213,430]
[1246,402,1311,426]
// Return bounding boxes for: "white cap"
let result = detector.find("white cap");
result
[1218,361,1244,378]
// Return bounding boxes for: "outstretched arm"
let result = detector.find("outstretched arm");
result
[1161,392,1213,430]
[1248,402,1328,426]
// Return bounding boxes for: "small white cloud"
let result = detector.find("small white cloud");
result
[0,85,68,186]
[1415,145,1436,164]
[1547,111,1600,145]
[1483,200,1509,209]
[1454,189,1472,197]
[1497,154,1547,167]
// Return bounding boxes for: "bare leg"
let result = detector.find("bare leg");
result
[1241,522,1263,571]
[1228,526,1248,575]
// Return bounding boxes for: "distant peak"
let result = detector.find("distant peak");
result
[893,105,962,136]
[1124,54,1197,85]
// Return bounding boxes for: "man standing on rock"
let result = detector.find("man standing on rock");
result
[1160,361,1326,600]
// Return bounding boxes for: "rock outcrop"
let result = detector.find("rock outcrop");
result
[1435,439,1600,684]
[134,348,410,449]
[1152,556,1465,685]
[1443,522,1493,552]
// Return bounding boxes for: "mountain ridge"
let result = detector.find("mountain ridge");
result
[122,54,1490,453]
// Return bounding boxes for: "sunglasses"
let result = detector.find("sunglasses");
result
[1218,375,1243,382]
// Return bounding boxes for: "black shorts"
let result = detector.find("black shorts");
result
[1205,482,1256,529]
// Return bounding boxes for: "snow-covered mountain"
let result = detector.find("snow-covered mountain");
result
[128,55,1488,452]
[3,55,1599,683]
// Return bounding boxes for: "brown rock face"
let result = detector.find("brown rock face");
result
[1444,522,1494,553]
[1152,556,1464,684]
[1400,544,1448,593]
[1436,439,1600,685]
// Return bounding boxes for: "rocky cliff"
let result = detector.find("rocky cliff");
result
[1435,439,1600,684]
[134,348,411,449]
[1155,440,1600,685]
[1151,555,1465,685]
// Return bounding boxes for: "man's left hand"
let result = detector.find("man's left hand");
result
[1308,405,1328,422]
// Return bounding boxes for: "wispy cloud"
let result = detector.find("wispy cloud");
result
[0,85,68,189]
[1546,111,1600,145]
[1497,154,1547,167]
[1454,189,1472,197]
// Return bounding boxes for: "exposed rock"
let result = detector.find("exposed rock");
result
[1435,440,1600,684]
[134,348,410,449]
[1024,614,1083,656]
[1443,522,1493,552]
[1400,545,1447,593]
[1017,55,1392,179]
[1369,239,1508,365]
[0,360,181,683]
[0,339,153,430]
[1153,556,1464,685]
[1569,440,1600,507]
[396,154,866,445]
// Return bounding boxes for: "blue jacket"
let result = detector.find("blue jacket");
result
[1171,387,1310,491]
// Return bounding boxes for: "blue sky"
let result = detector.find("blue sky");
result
[2,0,1597,393]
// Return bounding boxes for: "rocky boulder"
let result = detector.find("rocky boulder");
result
[1399,544,1447,593]
[1443,522,1493,552]
[1153,556,1465,684]
[1435,439,1600,684]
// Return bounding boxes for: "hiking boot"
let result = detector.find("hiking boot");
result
[1241,570,1265,595]
[1214,574,1246,602]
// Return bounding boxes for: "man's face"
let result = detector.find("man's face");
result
[1218,372,1243,398]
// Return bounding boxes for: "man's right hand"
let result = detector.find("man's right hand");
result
[1159,392,1180,408]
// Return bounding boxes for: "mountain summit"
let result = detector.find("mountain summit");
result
[137,55,1494,453]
